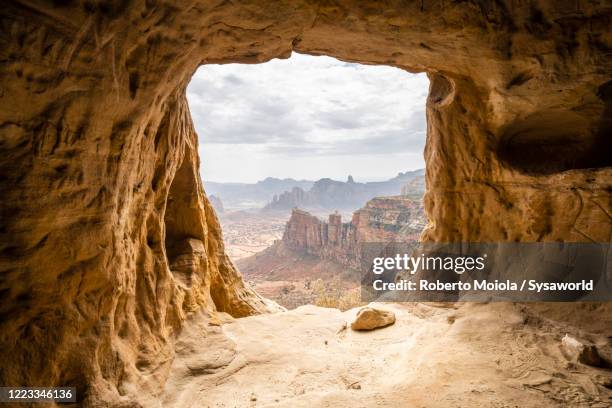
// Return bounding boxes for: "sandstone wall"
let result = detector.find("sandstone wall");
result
[0,0,610,405]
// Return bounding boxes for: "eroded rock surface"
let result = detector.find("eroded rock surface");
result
[0,1,610,405]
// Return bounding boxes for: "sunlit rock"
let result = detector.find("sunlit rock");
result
[350,307,396,331]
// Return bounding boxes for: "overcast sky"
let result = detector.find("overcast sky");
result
[187,53,428,183]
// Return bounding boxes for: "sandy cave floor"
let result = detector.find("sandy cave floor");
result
[159,303,611,408]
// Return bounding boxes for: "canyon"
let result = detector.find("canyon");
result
[239,195,426,309]
[0,1,611,407]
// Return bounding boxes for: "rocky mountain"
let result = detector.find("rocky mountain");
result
[283,196,425,267]
[238,195,426,310]
[264,169,425,212]
[205,177,314,210]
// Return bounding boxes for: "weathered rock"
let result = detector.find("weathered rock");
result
[561,335,603,367]
[350,307,396,331]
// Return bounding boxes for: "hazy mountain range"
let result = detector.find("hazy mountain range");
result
[206,169,425,212]
[264,169,425,212]
[205,177,315,210]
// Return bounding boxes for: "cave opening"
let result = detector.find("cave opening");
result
[179,52,430,310]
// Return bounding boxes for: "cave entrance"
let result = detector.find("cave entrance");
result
[183,53,429,310]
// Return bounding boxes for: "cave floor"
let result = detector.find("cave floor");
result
[159,303,610,408]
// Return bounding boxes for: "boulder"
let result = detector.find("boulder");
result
[350,307,396,331]
[561,335,602,367]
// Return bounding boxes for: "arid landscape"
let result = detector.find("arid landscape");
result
[217,208,364,310]
[216,211,287,261]
[214,182,425,310]
[206,165,426,309]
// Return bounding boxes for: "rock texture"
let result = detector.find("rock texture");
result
[350,307,396,331]
[283,197,426,268]
[0,1,611,406]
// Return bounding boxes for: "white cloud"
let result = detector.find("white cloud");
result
[187,53,429,183]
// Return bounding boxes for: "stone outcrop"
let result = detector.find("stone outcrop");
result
[283,196,426,269]
[561,335,604,367]
[0,1,610,406]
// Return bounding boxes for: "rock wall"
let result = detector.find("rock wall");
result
[0,0,610,405]
[284,197,426,268]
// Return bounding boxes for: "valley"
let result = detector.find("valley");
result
[217,186,427,310]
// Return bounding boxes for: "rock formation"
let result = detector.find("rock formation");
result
[266,186,307,211]
[561,335,604,367]
[160,303,612,407]
[0,1,610,406]
[283,196,426,269]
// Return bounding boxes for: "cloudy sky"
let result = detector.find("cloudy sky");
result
[187,53,429,183]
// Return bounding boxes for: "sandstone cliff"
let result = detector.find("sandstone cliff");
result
[0,1,610,405]
[283,196,426,269]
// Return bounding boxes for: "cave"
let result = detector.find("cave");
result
[0,1,610,406]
